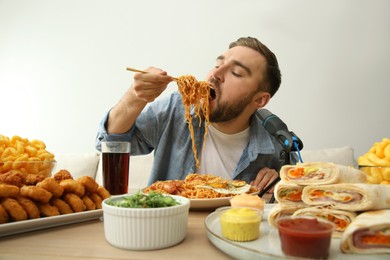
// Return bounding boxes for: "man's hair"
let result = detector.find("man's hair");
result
[229,37,281,97]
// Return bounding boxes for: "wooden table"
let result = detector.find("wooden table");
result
[0,210,232,260]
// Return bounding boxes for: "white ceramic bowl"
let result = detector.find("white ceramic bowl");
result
[102,194,190,250]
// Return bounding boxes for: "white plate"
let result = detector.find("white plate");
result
[0,209,103,238]
[205,205,388,260]
[190,197,231,210]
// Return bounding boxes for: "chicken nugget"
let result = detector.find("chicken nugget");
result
[77,176,99,193]
[16,196,40,219]
[37,178,64,197]
[63,193,86,212]
[0,204,9,224]
[0,184,19,198]
[0,170,26,187]
[96,186,111,200]
[20,186,53,203]
[60,179,85,197]
[88,193,102,209]
[53,169,73,183]
[1,198,28,221]
[24,174,45,186]
[50,197,73,214]
[37,203,60,217]
[81,195,96,211]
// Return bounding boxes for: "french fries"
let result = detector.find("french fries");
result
[358,138,390,184]
[0,135,55,177]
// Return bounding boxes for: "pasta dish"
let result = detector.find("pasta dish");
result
[143,173,259,199]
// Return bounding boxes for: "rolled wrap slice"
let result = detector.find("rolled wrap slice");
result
[280,162,366,185]
[267,203,307,228]
[274,181,304,204]
[302,183,390,211]
[340,209,390,254]
[292,206,357,237]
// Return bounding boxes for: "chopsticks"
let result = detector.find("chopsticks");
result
[126,67,178,81]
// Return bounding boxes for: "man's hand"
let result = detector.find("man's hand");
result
[250,167,278,193]
[132,67,174,103]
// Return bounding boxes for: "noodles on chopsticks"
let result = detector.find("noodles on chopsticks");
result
[177,75,211,169]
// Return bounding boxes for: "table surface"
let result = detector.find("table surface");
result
[0,209,232,260]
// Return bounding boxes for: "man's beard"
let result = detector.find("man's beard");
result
[209,93,254,123]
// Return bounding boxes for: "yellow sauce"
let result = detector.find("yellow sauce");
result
[220,208,261,242]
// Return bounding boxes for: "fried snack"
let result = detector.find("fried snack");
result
[60,179,85,197]
[0,170,26,187]
[37,178,64,197]
[24,174,45,186]
[37,203,60,217]
[63,193,86,212]
[0,169,109,225]
[0,135,55,177]
[53,169,73,183]
[81,195,96,211]
[77,176,98,193]
[177,75,211,169]
[359,138,390,166]
[16,196,40,219]
[88,193,102,209]
[50,197,73,214]
[358,138,390,184]
[20,186,53,203]
[0,204,9,224]
[0,184,19,198]
[1,198,28,221]
[96,186,110,200]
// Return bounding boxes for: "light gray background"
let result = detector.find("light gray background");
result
[1,0,389,159]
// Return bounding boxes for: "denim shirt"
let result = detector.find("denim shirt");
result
[96,91,296,185]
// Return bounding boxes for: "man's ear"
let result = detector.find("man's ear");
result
[253,92,271,109]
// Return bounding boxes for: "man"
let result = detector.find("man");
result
[96,36,296,194]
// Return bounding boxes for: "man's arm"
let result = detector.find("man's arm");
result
[106,67,174,134]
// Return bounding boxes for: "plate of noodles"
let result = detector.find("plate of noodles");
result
[142,173,260,210]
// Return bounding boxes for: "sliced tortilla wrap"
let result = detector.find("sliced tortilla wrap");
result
[267,203,307,228]
[280,162,366,185]
[274,181,304,204]
[301,183,390,211]
[340,209,390,254]
[292,206,357,237]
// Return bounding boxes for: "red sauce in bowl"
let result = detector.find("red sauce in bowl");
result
[277,217,334,259]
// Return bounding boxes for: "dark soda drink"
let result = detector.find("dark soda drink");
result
[102,152,130,195]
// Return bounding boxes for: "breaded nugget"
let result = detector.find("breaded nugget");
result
[0,170,26,187]
[20,186,53,203]
[24,174,45,186]
[63,193,86,212]
[37,203,60,217]
[88,193,102,209]
[1,198,28,221]
[50,197,73,214]
[16,196,40,219]
[37,178,64,197]
[96,186,111,200]
[0,184,19,198]
[0,204,9,224]
[60,179,85,197]
[53,169,73,183]
[77,176,99,193]
[81,195,96,211]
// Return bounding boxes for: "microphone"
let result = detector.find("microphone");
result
[258,109,303,152]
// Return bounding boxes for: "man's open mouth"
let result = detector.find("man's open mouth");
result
[209,87,216,101]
